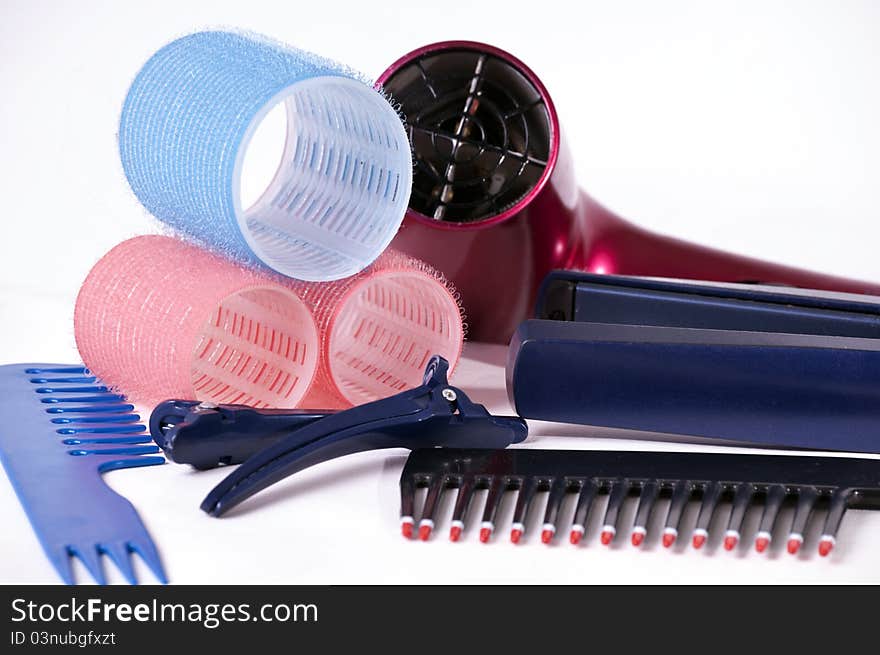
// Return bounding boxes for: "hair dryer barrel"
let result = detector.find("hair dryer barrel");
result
[380,41,880,343]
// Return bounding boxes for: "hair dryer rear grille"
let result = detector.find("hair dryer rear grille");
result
[383,48,552,223]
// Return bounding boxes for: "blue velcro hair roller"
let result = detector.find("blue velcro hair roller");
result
[119,30,412,281]
[508,272,880,453]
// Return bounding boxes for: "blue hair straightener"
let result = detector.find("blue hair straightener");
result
[508,272,880,453]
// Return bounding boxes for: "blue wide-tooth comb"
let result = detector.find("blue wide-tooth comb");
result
[0,364,167,584]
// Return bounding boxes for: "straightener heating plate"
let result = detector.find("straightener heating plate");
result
[400,448,880,557]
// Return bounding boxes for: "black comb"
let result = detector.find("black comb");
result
[399,448,880,556]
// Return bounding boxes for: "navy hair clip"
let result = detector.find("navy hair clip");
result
[150,356,527,517]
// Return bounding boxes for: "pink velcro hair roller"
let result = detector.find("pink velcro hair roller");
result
[294,249,466,409]
[75,236,464,409]
[74,235,321,408]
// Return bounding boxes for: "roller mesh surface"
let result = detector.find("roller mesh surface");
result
[75,237,464,409]
[74,236,320,408]
[119,30,412,281]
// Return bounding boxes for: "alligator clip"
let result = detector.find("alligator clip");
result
[191,356,527,517]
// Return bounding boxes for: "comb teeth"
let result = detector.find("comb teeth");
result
[0,364,167,584]
[399,449,880,558]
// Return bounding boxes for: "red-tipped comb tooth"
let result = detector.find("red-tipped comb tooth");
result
[449,526,462,542]
[569,530,583,545]
[631,532,645,547]
[723,534,738,551]
[541,529,554,544]
[755,536,770,553]
[479,527,492,543]
[692,534,707,550]
[401,521,413,539]
[600,529,614,546]
[510,528,523,544]
[662,531,676,548]
[787,537,802,555]
[818,538,834,557]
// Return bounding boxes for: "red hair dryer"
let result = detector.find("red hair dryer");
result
[379,41,880,342]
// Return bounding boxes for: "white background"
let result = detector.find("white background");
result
[1,0,879,584]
